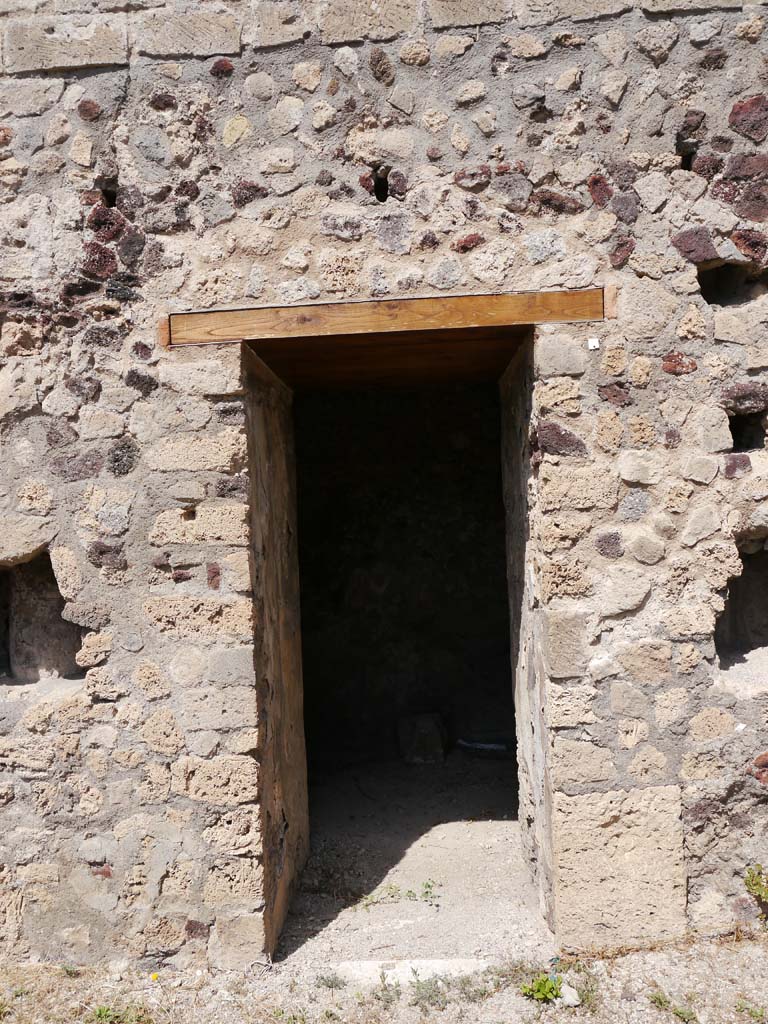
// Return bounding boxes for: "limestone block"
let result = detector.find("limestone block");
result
[141,709,185,756]
[628,530,665,565]
[548,683,597,726]
[682,455,718,484]
[208,912,266,969]
[427,0,510,27]
[0,78,65,117]
[146,429,247,473]
[250,2,309,48]
[681,504,720,547]
[552,738,615,786]
[203,858,264,909]
[553,785,686,949]
[316,0,418,42]
[75,632,112,668]
[134,12,242,56]
[149,505,249,546]
[534,334,587,378]
[516,0,630,25]
[159,355,243,396]
[618,278,679,342]
[639,0,739,9]
[144,597,254,642]
[599,568,651,618]
[618,450,664,485]
[689,707,736,742]
[662,603,715,640]
[0,736,55,774]
[539,463,619,513]
[0,516,56,567]
[540,608,590,678]
[690,406,732,453]
[171,755,259,805]
[181,687,258,731]
[49,547,83,601]
[2,18,128,73]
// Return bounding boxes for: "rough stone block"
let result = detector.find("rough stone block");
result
[208,912,266,969]
[515,0,629,25]
[144,597,254,642]
[552,738,615,787]
[541,608,590,679]
[539,463,619,513]
[181,687,258,731]
[428,0,510,27]
[171,755,259,805]
[316,0,418,42]
[249,1,309,48]
[553,786,686,950]
[534,334,586,378]
[2,18,128,73]
[146,429,247,473]
[149,504,249,546]
[134,12,242,56]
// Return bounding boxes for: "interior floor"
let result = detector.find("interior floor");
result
[276,754,552,967]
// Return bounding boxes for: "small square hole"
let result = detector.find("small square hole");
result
[729,412,766,453]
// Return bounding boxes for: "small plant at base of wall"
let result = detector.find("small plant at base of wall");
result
[745,863,768,919]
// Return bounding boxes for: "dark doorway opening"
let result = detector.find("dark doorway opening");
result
[273,370,534,961]
[295,384,515,768]
[729,412,766,453]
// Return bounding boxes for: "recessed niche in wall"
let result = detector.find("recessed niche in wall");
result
[729,412,766,453]
[0,553,82,684]
[698,262,768,307]
[715,543,768,686]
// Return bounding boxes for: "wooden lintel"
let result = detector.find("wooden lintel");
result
[166,288,604,348]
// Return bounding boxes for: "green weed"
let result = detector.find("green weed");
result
[520,972,562,1003]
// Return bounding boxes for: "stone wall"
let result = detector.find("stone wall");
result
[1,0,768,965]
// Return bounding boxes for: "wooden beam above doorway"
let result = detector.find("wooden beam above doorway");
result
[164,288,604,348]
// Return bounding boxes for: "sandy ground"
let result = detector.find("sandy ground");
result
[2,756,766,1023]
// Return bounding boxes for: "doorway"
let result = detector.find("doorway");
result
[243,328,542,961]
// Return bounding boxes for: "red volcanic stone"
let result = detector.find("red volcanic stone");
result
[691,154,723,180]
[534,188,584,214]
[452,232,485,253]
[710,178,741,205]
[417,230,439,250]
[426,145,442,161]
[732,229,768,264]
[537,421,587,457]
[723,153,768,180]
[671,226,719,263]
[0,124,13,146]
[86,204,126,242]
[454,164,492,190]
[359,171,375,195]
[388,169,407,200]
[231,180,268,207]
[91,864,113,878]
[82,242,117,280]
[610,236,635,268]
[665,428,682,448]
[721,381,768,414]
[662,351,697,375]
[724,453,752,479]
[207,562,221,589]
[150,91,177,111]
[595,531,623,559]
[729,94,768,143]
[749,752,768,784]
[77,98,102,121]
[700,47,727,70]
[210,57,234,78]
[185,919,210,939]
[587,173,613,208]
[598,383,632,407]
[176,179,200,200]
[735,184,768,223]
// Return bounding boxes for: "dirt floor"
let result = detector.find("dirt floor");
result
[2,757,767,1023]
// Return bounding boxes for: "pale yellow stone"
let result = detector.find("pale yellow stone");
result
[628,745,668,780]
[594,409,623,453]
[553,785,686,949]
[141,709,185,756]
[49,546,82,600]
[618,718,649,749]
[600,346,627,376]
[133,661,171,701]
[689,707,736,742]
[75,632,113,669]
[171,755,259,806]
[144,597,254,642]
[551,738,615,786]
[628,355,652,388]
[222,116,253,149]
[149,504,249,546]
[655,688,689,728]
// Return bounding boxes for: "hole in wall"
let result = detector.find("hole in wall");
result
[729,412,766,453]
[373,167,389,203]
[715,540,768,687]
[0,552,83,684]
[698,262,768,307]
